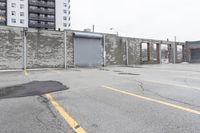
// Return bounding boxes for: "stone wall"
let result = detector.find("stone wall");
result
[0,26,23,70]
[27,29,65,68]
[0,26,185,70]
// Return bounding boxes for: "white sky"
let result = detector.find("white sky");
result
[70,0,200,42]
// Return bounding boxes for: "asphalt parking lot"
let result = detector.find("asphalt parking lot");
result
[0,64,200,133]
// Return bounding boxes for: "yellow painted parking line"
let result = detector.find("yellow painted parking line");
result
[24,69,28,76]
[102,85,200,116]
[46,94,87,133]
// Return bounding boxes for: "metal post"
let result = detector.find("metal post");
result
[126,40,129,65]
[92,25,95,32]
[159,44,162,64]
[174,36,176,64]
[64,30,67,69]
[23,28,27,70]
[103,34,106,67]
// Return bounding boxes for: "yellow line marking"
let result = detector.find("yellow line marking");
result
[24,69,28,76]
[102,85,200,115]
[46,94,87,133]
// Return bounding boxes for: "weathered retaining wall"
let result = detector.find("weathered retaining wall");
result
[0,26,23,70]
[105,35,126,65]
[27,29,65,68]
[0,26,186,70]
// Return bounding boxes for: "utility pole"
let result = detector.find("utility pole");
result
[64,30,67,69]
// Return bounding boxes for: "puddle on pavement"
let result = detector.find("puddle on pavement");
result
[0,81,69,99]
[118,73,140,76]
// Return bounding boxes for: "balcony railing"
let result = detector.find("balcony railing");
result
[29,23,55,29]
[0,5,6,10]
[29,1,55,8]
[29,8,55,15]
[29,16,55,22]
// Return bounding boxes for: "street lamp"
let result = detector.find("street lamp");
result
[109,28,119,36]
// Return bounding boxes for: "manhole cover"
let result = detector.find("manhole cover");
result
[0,81,69,99]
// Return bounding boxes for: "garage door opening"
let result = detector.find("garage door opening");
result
[191,49,200,62]
[74,32,103,67]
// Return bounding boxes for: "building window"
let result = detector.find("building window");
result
[20,12,24,17]
[64,10,67,13]
[64,3,67,7]
[11,11,16,16]
[11,19,16,23]
[63,23,67,27]
[11,3,16,8]
[20,19,24,24]
[63,16,67,20]
[20,4,24,9]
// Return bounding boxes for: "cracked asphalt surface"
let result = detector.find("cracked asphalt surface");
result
[0,64,200,133]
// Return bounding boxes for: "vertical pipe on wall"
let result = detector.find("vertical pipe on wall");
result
[147,43,150,63]
[126,40,129,65]
[156,43,161,64]
[174,36,176,64]
[23,28,27,70]
[103,34,106,67]
[64,30,67,69]
[139,43,142,64]
[159,44,162,64]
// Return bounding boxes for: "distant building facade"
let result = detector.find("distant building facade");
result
[0,0,70,31]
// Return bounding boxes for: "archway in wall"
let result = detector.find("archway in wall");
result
[153,44,157,63]
[177,45,183,63]
[141,43,148,63]
[161,44,170,64]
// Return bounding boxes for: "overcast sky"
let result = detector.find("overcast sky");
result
[70,0,200,42]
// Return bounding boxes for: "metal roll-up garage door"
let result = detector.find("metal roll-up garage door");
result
[74,32,103,67]
[191,49,200,62]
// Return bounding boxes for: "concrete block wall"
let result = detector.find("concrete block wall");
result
[105,35,142,65]
[0,26,23,70]
[27,29,65,68]
[0,26,74,70]
[0,26,186,70]
[65,32,74,66]
[124,38,141,65]
[105,34,126,65]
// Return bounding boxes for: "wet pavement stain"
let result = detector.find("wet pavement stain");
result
[0,81,69,99]
[118,72,140,76]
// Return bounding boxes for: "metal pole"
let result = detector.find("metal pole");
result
[23,28,27,70]
[159,44,162,64]
[103,34,106,67]
[92,25,95,32]
[64,30,67,69]
[126,40,129,65]
[174,36,176,64]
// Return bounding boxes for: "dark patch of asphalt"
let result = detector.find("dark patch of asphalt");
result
[118,72,140,76]
[0,81,69,100]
